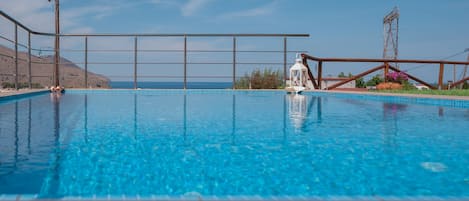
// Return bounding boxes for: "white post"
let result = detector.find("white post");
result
[299,71,302,87]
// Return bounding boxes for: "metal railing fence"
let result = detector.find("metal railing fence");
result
[0,10,310,89]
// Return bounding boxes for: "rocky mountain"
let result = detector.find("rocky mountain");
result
[0,45,109,89]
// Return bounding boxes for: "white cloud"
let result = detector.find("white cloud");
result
[181,0,211,17]
[150,0,170,4]
[219,1,276,20]
[147,0,206,17]
[0,0,225,57]
[66,27,94,35]
[0,0,54,32]
[147,0,208,17]
[60,5,117,32]
[138,37,223,51]
[0,0,125,34]
[0,1,50,16]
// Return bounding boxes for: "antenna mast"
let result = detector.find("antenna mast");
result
[383,7,399,67]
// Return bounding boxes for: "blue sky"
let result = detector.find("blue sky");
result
[0,0,468,82]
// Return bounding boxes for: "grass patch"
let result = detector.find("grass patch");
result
[376,89,469,96]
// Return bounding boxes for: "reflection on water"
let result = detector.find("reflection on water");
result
[40,93,62,197]
[0,94,59,194]
[383,103,407,116]
[287,94,307,130]
[382,103,402,150]
[286,94,322,131]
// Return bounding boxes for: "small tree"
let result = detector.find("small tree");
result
[355,77,366,88]
[347,72,366,88]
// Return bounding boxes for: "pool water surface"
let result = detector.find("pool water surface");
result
[0,90,468,198]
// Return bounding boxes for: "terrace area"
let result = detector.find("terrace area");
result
[1,2,469,200]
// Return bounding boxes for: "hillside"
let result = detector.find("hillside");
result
[0,45,109,88]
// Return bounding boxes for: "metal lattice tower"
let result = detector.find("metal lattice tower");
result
[383,7,399,62]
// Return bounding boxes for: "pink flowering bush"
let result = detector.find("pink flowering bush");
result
[386,72,408,84]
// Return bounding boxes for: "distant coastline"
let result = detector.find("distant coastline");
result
[110,81,233,89]
[0,45,109,89]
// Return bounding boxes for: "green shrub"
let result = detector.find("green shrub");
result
[235,69,284,89]
[366,74,384,86]
[401,80,416,90]
[1,82,43,89]
[355,77,366,88]
[338,72,347,78]
[1,82,15,88]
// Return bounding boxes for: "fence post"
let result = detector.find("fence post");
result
[318,61,323,89]
[14,25,18,90]
[84,36,88,88]
[384,62,389,80]
[184,35,187,90]
[134,37,138,89]
[232,37,236,89]
[283,37,287,85]
[54,0,60,88]
[438,63,444,90]
[28,32,32,89]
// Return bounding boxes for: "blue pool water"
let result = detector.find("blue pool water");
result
[0,90,468,198]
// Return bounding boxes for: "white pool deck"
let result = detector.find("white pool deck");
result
[0,89,49,98]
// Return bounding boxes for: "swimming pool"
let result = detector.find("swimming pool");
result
[0,90,468,199]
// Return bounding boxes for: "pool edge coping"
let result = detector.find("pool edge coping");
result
[0,89,49,100]
[2,88,467,101]
[309,89,469,101]
[2,194,469,201]
[63,89,469,101]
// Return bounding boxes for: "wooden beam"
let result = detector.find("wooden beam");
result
[301,53,469,65]
[327,65,385,90]
[302,58,319,89]
[450,76,469,89]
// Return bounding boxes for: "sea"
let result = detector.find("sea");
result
[110,81,233,89]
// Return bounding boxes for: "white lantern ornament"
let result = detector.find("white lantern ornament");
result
[286,54,309,93]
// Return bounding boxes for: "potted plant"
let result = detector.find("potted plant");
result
[376,71,408,90]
